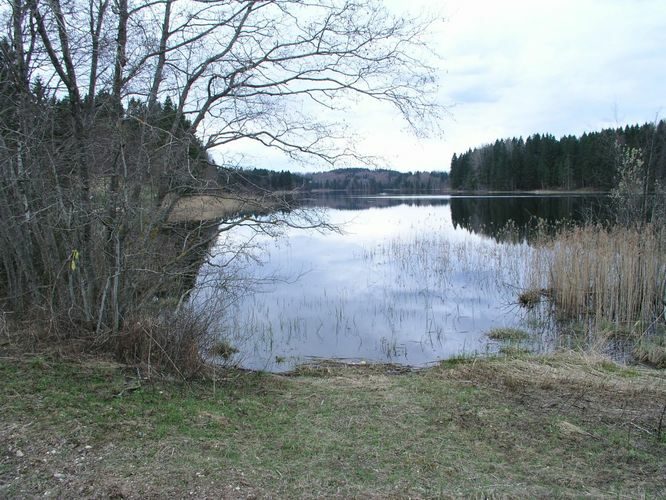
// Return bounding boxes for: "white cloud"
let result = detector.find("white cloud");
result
[213,0,666,173]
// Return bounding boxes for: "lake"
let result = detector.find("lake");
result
[195,194,609,372]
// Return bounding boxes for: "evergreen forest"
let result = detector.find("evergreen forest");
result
[450,121,666,191]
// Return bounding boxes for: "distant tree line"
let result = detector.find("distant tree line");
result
[450,121,666,191]
[223,167,450,194]
[221,168,296,191]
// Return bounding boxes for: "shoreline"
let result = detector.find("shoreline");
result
[2,346,664,498]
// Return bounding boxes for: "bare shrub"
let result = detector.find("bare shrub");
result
[611,141,666,227]
[113,307,212,379]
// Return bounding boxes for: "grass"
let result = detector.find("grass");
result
[633,334,666,368]
[1,350,665,498]
[498,345,531,356]
[518,288,546,308]
[208,338,239,360]
[487,327,530,341]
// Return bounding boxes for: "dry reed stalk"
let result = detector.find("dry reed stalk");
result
[534,224,665,333]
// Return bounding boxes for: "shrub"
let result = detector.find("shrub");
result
[113,307,211,378]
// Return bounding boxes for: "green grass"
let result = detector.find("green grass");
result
[498,344,531,356]
[487,327,530,342]
[1,353,665,497]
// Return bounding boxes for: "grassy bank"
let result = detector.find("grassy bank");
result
[1,350,665,498]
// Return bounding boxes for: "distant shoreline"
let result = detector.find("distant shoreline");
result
[302,188,607,196]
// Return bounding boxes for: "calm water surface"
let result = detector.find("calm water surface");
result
[195,194,607,371]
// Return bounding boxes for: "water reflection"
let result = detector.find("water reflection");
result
[196,194,608,372]
[449,194,610,242]
[299,193,452,210]
[301,193,610,242]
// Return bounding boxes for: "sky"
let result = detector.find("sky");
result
[220,0,666,173]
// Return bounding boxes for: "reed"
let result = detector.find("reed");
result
[532,223,665,335]
[633,332,666,368]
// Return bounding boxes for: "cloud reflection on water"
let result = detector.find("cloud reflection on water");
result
[197,196,561,371]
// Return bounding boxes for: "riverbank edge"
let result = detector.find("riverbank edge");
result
[1,340,664,498]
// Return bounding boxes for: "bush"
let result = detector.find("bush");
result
[113,308,211,378]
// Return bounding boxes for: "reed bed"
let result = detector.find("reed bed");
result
[531,223,665,334]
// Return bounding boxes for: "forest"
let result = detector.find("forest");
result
[227,121,666,195]
[224,167,450,193]
[450,121,666,191]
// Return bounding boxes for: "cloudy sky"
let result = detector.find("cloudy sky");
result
[223,0,666,173]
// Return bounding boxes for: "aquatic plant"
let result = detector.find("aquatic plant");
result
[522,222,666,362]
[518,288,546,308]
[209,339,239,360]
[543,224,664,325]
[487,327,530,342]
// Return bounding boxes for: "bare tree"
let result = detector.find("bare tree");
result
[0,0,439,359]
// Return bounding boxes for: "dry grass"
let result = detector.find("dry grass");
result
[517,287,552,308]
[2,348,665,498]
[550,224,663,325]
[526,223,665,335]
[633,333,666,368]
[166,194,260,223]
